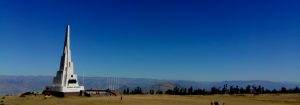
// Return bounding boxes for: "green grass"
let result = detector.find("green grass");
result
[1,94,300,105]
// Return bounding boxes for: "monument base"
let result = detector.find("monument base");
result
[46,85,84,92]
[42,90,84,97]
[44,85,85,97]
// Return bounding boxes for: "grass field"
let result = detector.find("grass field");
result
[1,94,300,105]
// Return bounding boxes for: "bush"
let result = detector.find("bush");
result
[214,101,219,105]
[84,92,91,97]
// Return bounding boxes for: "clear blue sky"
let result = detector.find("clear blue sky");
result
[0,0,300,82]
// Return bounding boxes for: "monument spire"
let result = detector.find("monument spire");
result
[59,25,74,73]
[45,25,84,95]
[64,25,71,57]
[64,25,70,54]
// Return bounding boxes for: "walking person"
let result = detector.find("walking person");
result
[120,95,123,103]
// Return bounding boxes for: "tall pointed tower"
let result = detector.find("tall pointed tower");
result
[45,25,84,95]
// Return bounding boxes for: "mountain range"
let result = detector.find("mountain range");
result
[0,75,299,95]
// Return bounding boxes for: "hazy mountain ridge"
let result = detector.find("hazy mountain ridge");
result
[0,75,299,95]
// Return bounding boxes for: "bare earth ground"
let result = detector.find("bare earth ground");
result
[1,94,300,105]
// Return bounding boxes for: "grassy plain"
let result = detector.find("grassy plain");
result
[1,94,300,105]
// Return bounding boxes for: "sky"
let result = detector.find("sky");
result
[0,0,300,82]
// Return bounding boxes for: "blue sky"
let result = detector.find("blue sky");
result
[0,0,300,82]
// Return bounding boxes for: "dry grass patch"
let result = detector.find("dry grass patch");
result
[1,94,300,105]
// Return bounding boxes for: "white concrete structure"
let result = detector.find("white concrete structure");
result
[46,25,84,93]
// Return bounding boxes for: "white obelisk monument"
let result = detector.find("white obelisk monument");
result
[46,25,84,95]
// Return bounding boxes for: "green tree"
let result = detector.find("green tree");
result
[246,85,251,93]
[188,86,193,95]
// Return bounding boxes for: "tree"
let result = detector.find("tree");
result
[123,88,130,94]
[271,89,278,93]
[280,87,287,93]
[264,89,271,93]
[293,87,300,93]
[173,86,180,95]
[194,89,206,95]
[188,87,193,95]
[123,89,127,94]
[257,85,262,93]
[234,85,240,94]
[131,86,143,94]
[229,86,234,94]
[239,87,246,94]
[156,90,163,94]
[149,89,154,95]
[183,88,187,95]
[252,85,257,93]
[127,88,130,94]
[179,88,183,95]
[221,84,228,94]
[261,86,265,93]
[165,89,174,95]
[211,87,220,94]
[246,85,251,94]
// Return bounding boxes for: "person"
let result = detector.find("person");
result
[120,95,123,102]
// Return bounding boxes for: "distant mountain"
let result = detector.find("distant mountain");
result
[0,75,299,95]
